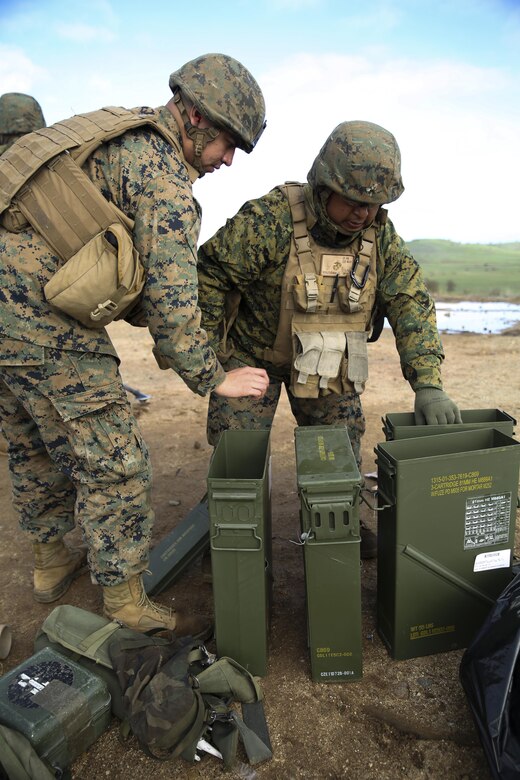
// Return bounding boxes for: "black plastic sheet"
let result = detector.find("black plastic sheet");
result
[460,572,520,779]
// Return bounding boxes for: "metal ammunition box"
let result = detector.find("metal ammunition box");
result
[143,497,209,596]
[0,647,111,772]
[207,429,272,676]
[383,408,516,441]
[376,428,520,660]
[295,425,362,683]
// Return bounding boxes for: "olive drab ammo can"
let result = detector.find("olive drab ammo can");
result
[382,408,516,441]
[0,647,111,772]
[294,425,363,683]
[207,429,272,676]
[376,428,520,660]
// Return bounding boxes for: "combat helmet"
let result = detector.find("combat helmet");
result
[308,120,404,206]
[169,53,266,168]
[0,92,45,136]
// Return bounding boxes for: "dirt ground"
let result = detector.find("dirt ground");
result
[0,321,519,780]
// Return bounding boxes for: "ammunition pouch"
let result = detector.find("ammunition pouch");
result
[43,221,145,328]
[290,325,368,397]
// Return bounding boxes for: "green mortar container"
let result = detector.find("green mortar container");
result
[207,429,272,676]
[295,425,363,682]
[376,428,520,660]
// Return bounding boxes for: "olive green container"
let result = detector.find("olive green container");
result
[0,647,111,772]
[295,425,362,683]
[382,408,516,441]
[207,429,272,676]
[376,428,520,660]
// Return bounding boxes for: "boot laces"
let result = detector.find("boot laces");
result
[136,584,173,618]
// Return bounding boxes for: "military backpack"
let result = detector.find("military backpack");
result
[35,605,272,768]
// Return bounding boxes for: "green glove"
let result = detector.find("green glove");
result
[414,388,463,425]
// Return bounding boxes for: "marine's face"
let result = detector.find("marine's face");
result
[325,192,380,234]
[199,127,237,173]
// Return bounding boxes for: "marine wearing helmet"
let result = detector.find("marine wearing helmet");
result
[169,53,266,171]
[0,92,46,155]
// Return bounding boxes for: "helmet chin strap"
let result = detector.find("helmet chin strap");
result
[173,91,219,172]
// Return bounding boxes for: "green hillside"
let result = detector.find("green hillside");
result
[407,239,520,300]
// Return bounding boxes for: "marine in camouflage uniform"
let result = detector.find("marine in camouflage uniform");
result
[198,121,461,469]
[0,92,46,155]
[0,93,46,456]
[0,54,268,634]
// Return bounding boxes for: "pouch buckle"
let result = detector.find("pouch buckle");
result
[90,299,119,321]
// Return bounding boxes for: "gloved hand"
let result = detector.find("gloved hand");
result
[414,388,463,425]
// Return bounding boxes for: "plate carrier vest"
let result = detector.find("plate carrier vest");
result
[0,106,182,326]
[264,183,382,397]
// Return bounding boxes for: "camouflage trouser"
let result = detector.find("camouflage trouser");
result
[0,348,153,586]
[207,358,366,467]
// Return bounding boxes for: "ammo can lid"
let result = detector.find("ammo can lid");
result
[383,408,516,441]
[295,425,361,489]
[376,426,520,466]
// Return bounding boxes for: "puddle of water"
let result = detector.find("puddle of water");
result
[434,302,520,334]
[384,301,520,334]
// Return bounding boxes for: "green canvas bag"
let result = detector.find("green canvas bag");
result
[35,605,272,768]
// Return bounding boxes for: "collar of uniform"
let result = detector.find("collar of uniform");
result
[155,104,200,184]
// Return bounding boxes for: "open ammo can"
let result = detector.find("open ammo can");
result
[207,429,272,676]
[295,425,362,683]
[376,428,520,660]
[382,408,516,441]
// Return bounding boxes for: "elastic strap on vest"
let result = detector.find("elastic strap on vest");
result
[345,331,369,393]
[348,238,373,312]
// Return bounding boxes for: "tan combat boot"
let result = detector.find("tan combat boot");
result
[33,539,88,603]
[103,574,212,640]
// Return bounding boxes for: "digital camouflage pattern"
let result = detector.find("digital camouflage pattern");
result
[0,102,227,584]
[0,92,46,154]
[198,186,444,458]
[0,104,225,395]
[207,356,366,464]
[0,350,152,585]
[169,53,266,153]
[309,120,404,206]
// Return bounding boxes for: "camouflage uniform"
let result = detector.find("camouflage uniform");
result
[0,92,46,155]
[0,105,225,585]
[198,187,444,465]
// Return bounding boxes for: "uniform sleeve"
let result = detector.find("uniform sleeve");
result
[376,218,445,390]
[198,190,292,351]
[95,129,225,396]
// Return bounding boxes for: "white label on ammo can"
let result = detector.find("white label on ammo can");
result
[473,549,511,572]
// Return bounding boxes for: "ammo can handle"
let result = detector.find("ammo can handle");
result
[210,490,259,501]
[360,487,393,511]
[210,523,263,552]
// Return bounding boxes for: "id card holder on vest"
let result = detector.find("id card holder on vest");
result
[321,254,354,277]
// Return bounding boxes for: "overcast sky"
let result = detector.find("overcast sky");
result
[1,0,520,245]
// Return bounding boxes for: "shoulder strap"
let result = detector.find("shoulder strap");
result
[0,106,182,261]
[282,182,319,313]
[0,106,180,213]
